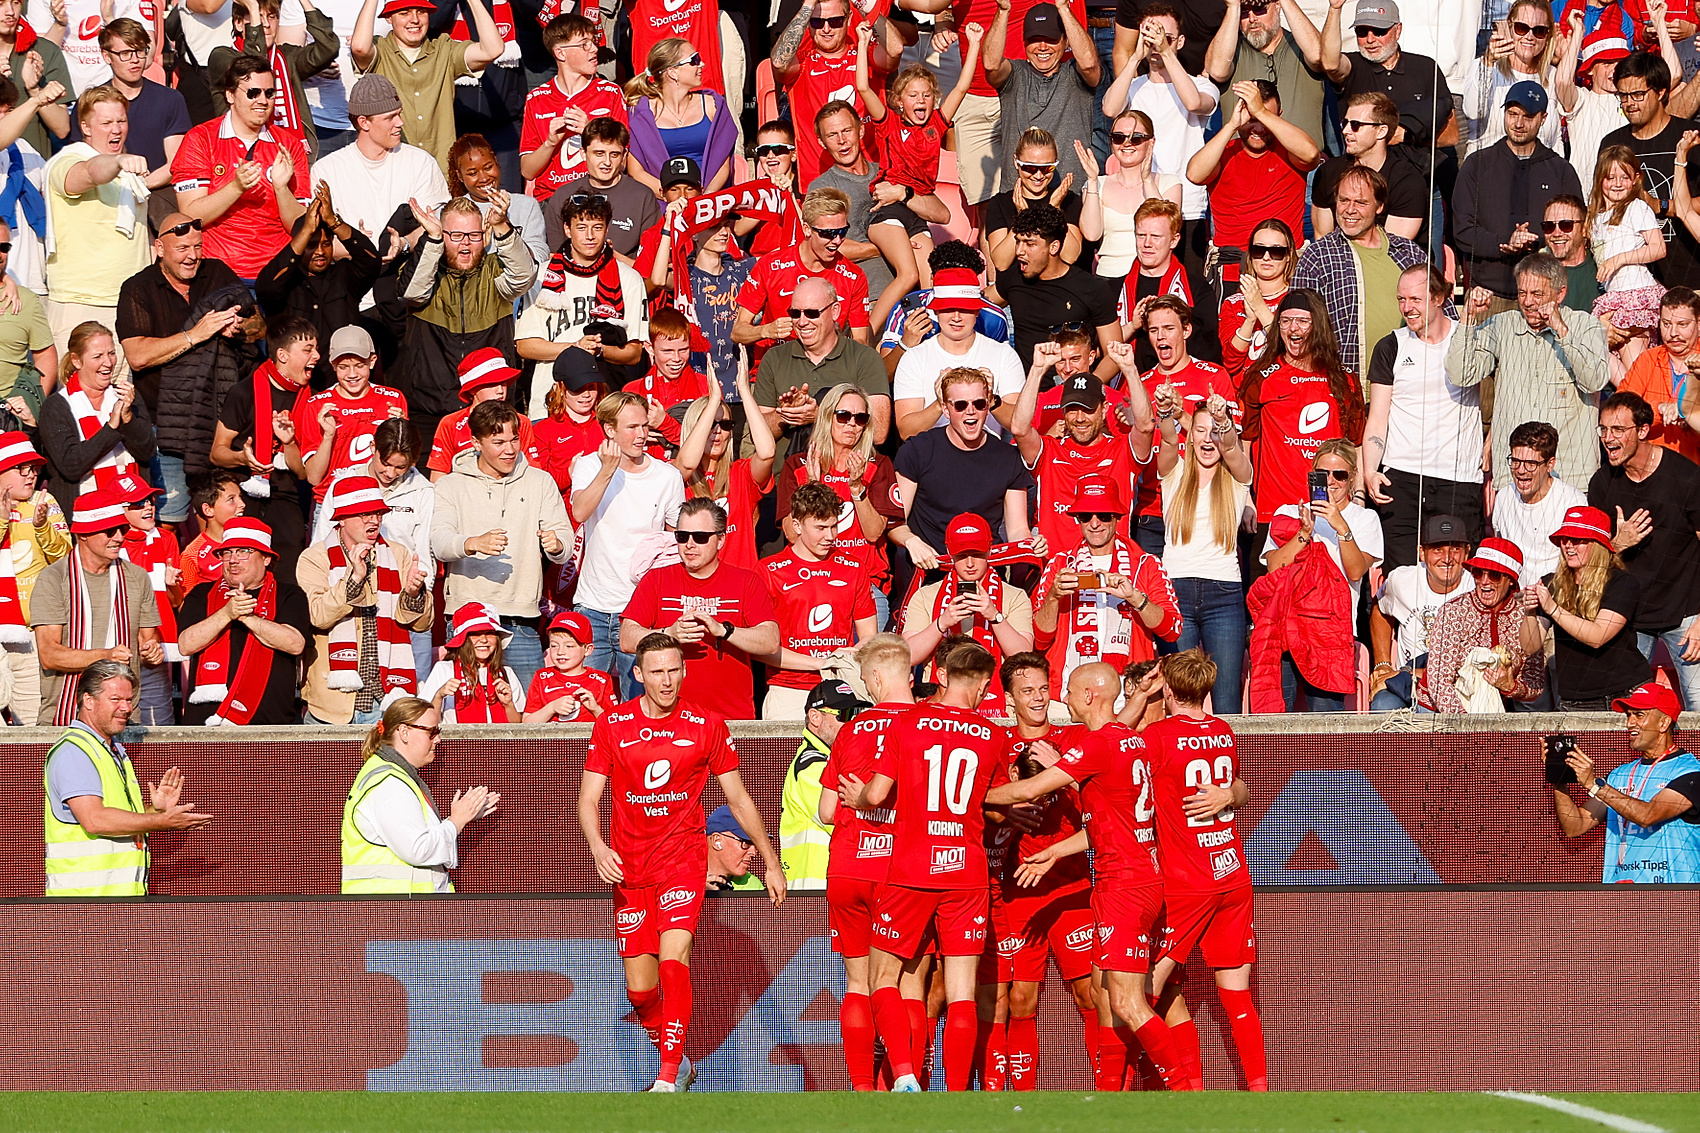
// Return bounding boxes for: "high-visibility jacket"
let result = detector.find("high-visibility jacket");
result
[778,730,832,889]
[341,751,452,894]
[43,724,148,897]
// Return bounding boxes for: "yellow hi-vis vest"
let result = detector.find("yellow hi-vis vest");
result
[341,752,452,894]
[779,731,832,889]
[43,725,148,897]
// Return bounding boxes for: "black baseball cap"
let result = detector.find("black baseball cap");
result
[662,156,703,189]
[805,679,871,719]
[1058,373,1105,410]
[1421,514,1469,545]
[1024,3,1062,41]
[552,348,603,391]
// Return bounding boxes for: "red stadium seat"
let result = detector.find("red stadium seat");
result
[755,60,779,126]
[932,148,975,245]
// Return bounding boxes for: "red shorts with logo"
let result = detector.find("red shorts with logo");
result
[1158,885,1257,970]
[828,874,883,958]
[1009,887,1096,983]
[1091,880,1165,974]
[873,883,990,959]
[976,891,1019,984]
[613,875,704,958]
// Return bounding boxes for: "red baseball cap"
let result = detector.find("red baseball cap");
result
[945,513,993,556]
[109,472,158,506]
[1611,680,1683,719]
[548,610,593,645]
[1069,475,1124,516]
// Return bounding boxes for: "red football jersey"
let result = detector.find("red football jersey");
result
[785,37,867,189]
[520,76,630,200]
[427,407,543,476]
[585,699,738,886]
[1144,712,1249,894]
[620,561,778,720]
[1000,726,1092,905]
[526,666,618,721]
[170,118,312,278]
[874,701,1011,891]
[292,384,408,501]
[628,0,725,105]
[635,365,710,456]
[1245,362,1347,522]
[1055,721,1161,886]
[867,108,949,195]
[760,547,872,690]
[1030,432,1135,552]
[736,249,871,370]
[1135,359,1239,519]
[819,703,907,884]
[532,412,604,495]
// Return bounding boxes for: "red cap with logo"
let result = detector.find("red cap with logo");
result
[1611,680,1683,719]
[1069,475,1124,516]
[548,609,593,645]
[944,512,993,556]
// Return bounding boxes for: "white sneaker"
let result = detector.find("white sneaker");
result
[891,1073,923,1093]
[678,1055,697,1091]
[646,1079,677,1093]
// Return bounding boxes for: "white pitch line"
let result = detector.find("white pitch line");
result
[1487,1090,1669,1133]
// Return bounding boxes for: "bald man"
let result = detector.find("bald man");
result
[985,660,1192,1092]
[750,274,891,461]
[115,211,249,526]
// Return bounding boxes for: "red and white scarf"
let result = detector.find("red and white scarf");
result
[1119,256,1194,323]
[453,657,504,723]
[1036,538,1140,682]
[52,558,131,726]
[245,361,303,500]
[122,528,181,662]
[0,519,30,645]
[324,538,416,699]
[187,572,277,726]
[452,0,520,81]
[59,375,136,493]
[927,568,1008,710]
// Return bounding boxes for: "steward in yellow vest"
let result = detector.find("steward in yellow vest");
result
[779,679,869,889]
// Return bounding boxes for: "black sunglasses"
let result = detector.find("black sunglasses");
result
[710,419,733,432]
[1241,2,1273,15]
[754,143,795,157]
[671,52,703,68]
[1542,218,1577,233]
[833,409,871,425]
[1048,321,1085,338]
[0,242,10,253]
[675,530,720,544]
[569,192,609,207]
[1321,468,1352,481]
[243,86,278,99]
[405,723,443,738]
[788,306,831,319]
[949,398,990,412]
[809,14,847,27]
[162,217,204,236]
[1072,511,1119,523]
[811,225,849,241]
[1341,118,1383,133]
[1511,20,1551,37]
[1353,24,1393,37]
[94,524,129,538]
[1248,242,1289,259]
[1016,161,1057,174]
[1110,130,1153,145]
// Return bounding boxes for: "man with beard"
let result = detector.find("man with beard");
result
[988,203,1120,378]
[1203,0,1328,151]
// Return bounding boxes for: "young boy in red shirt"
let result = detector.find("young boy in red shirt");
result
[294,325,408,522]
[524,610,618,722]
[633,308,709,458]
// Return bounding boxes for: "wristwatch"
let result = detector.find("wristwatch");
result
[989,611,1005,625]
[1588,780,1604,798]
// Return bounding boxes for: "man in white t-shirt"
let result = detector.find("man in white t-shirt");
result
[1489,419,1586,589]
[312,74,449,256]
[569,389,685,699]
[1362,264,1484,572]
[1369,513,1473,710]
[1102,4,1218,230]
[891,267,1024,439]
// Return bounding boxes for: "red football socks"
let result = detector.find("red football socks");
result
[1170,1017,1204,1090]
[1006,1013,1038,1090]
[979,1018,1007,1091]
[943,1001,977,1091]
[1095,1024,1128,1091]
[1216,987,1268,1090]
[871,987,916,1080]
[656,959,692,1083]
[841,991,877,1091]
[627,983,663,1048]
[1133,1015,1188,1090]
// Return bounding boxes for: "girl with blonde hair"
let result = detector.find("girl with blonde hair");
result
[623,37,737,193]
[1532,505,1648,709]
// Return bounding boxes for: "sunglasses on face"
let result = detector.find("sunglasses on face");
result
[1511,20,1551,37]
[405,722,443,738]
[94,524,129,538]
[1110,130,1153,145]
[1241,2,1273,16]
[243,86,278,99]
[754,142,795,157]
[1016,161,1057,174]
[811,225,849,241]
[1319,468,1352,481]
[1073,511,1118,523]
[833,409,871,425]
[675,529,720,544]
[949,398,990,412]
[1341,118,1383,133]
[569,192,609,207]
[671,52,703,68]
[1353,24,1393,37]
[1248,242,1289,259]
[788,306,830,319]
[162,218,204,237]
[809,14,847,27]
[0,242,10,253]
[1542,218,1578,233]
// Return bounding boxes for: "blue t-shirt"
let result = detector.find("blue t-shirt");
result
[44,723,128,824]
[877,288,1014,350]
[1602,750,1700,884]
[688,257,757,401]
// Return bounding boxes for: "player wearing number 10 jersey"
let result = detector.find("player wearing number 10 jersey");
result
[577,632,787,1093]
[1146,649,1266,1092]
[845,637,1012,1092]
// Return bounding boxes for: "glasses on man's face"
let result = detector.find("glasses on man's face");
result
[1341,118,1382,133]
[1542,218,1578,233]
[1241,2,1273,17]
[94,524,129,539]
[833,409,871,425]
[561,38,596,51]
[405,722,443,739]
[243,86,278,100]
[1072,511,1118,523]
[1616,86,1655,103]
[788,306,829,319]
[754,142,795,157]
[809,14,848,27]
[949,398,990,412]
[1353,24,1392,38]
[1598,423,1637,437]
[1511,20,1551,37]
[675,529,720,544]
[811,225,848,242]
[1110,130,1153,145]
[1248,242,1289,259]
[1506,454,1550,470]
[0,242,11,253]
[569,192,609,207]
[103,46,146,62]
[443,230,483,243]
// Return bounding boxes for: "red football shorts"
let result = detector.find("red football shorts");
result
[1010,888,1096,983]
[1158,885,1258,970]
[828,874,883,958]
[613,875,704,958]
[872,883,990,959]
[976,895,1020,985]
[1091,880,1165,974]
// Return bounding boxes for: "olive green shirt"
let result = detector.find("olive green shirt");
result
[369,34,472,171]
[1220,31,1326,157]
[5,39,72,159]
[0,286,52,396]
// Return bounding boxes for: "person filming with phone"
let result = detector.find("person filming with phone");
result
[902,513,1034,710]
[1547,681,1700,884]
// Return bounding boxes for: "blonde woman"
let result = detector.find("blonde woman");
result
[672,359,775,571]
[623,37,737,193]
[1462,0,1561,153]
[38,322,156,516]
[776,383,904,626]
[1155,390,1252,711]
[1531,505,1649,709]
[1077,110,1183,277]
[341,697,499,894]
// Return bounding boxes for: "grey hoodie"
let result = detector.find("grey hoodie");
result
[431,448,573,619]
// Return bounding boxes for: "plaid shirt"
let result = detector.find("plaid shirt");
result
[1292,229,1444,379]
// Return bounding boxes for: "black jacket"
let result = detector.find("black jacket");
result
[255,227,384,389]
[38,390,159,517]
[155,282,263,473]
[1454,138,1584,298]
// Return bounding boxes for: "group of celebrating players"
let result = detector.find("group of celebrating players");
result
[578,623,1267,1093]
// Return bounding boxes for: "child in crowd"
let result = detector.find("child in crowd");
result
[533,351,608,495]
[113,473,182,725]
[1589,144,1667,379]
[737,120,803,256]
[523,610,617,721]
[423,601,525,724]
[178,470,248,592]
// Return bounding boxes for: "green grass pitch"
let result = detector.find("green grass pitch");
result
[0,1091,1694,1133]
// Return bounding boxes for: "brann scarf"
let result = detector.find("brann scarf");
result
[188,572,278,726]
[928,568,1009,710]
[122,528,181,662]
[245,361,305,500]
[60,374,136,493]
[234,30,306,135]
[451,0,522,80]
[542,244,625,323]
[325,539,416,698]
[453,657,504,723]
[1035,538,1139,680]
[52,559,130,725]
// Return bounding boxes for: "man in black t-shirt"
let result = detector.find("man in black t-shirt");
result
[1312,91,1430,245]
[1589,391,1700,709]
[1320,0,1455,152]
[988,202,1122,377]
[1600,52,1700,287]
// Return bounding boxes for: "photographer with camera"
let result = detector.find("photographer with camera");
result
[1547,681,1700,884]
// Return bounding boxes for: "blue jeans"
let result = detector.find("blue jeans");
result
[134,662,175,725]
[871,582,891,634]
[500,619,543,696]
[1280,653,1347,713]
[157,452,189,524]
[305,705,382,726]
[1090,24,1117,166]
[1169,577,1246,713]
[584,606,637,700]
[1639,615,1700,709]
[410,628,436,685]
[315,125,356,157]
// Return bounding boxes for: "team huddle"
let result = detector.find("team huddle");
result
[577,629,1266,1092]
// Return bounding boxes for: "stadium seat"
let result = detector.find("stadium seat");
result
[755,60,779,126]
[932,149,975,245]
[1347,642,1372,714]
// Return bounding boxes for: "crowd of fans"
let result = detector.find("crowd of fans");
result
[4,0,1700,727]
